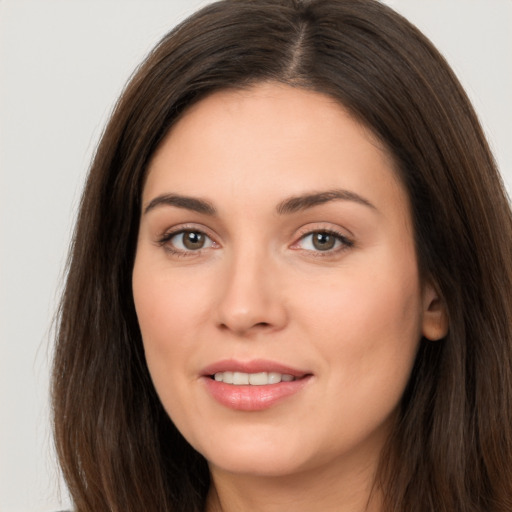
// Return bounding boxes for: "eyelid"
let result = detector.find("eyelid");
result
[156,224,220,255]
[154,222,354,257]
[290,224,355,253]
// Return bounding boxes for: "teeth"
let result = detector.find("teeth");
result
[249,372,268,385]
[233,372,249,385]
[268,372,282,384]
[213,371,296,385]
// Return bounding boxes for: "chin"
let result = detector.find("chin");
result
[192,426,317,477]
[207,449,310,478]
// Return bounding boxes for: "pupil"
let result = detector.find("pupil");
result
[313,232,335,251]
[183,231,204,250]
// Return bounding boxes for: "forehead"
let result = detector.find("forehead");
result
[152,82,388,164]
[143,82,407,219]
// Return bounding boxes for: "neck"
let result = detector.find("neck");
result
[205,454,383,512]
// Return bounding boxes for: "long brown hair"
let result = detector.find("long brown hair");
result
[52,1,512,510]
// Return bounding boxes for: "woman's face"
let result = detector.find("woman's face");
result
[133,83,445,479]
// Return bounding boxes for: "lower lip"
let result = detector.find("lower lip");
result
[203,376,312,411]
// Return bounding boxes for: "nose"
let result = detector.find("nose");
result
[214,248,288,337]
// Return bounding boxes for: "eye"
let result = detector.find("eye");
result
[296,230,353,252]
[160,229,216,253]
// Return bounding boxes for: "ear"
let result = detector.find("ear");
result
[421,281,449,341]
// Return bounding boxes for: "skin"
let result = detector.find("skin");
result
[132,82,448,512]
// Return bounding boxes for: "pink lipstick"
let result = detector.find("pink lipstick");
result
[201,359,312,411]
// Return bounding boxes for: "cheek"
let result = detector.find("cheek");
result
[132,256,225,426]
[133,261,212,346]
[295,255,423,392]
[294,269,422,450]
[298,257,420,330]
[132,262,207,424]
[132,263,200,400]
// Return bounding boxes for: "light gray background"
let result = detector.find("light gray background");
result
[1,1,510,511]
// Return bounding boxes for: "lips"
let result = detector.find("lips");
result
[201,359,312,411]
[202,359,309,377]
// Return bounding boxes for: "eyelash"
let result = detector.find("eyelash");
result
[157,226,217,257]
[157,227,354,257]
[292,228,354,256]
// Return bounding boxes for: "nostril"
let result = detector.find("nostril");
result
[216,320,273,336]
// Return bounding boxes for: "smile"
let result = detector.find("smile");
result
[212,371,296,385]
[202,360,312,411]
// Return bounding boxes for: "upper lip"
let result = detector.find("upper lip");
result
[201,359,311,378]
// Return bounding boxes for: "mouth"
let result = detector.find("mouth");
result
[202,359,310,383]
[210,371,298,385]
[201,359,312,411]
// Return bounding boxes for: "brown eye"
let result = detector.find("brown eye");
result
[163,229,215,253]
[311,232,336,251]
[295,230,353,253]
[182,231,206,250]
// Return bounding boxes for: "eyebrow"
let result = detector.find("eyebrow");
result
[276,189,376,215]
[143,188,376,216]
[144,193,217,215]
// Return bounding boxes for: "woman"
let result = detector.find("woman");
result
[52,0,512,511]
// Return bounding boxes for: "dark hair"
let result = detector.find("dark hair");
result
[52,1,512,510]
